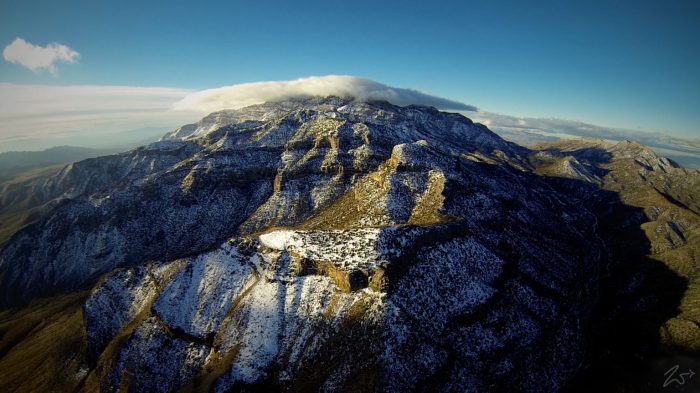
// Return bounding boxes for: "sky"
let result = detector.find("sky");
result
[0,0,699,153]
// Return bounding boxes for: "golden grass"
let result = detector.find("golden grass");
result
[0,291,89,393]
[83,262,187,391]
[407,170,451,226]
[0,164,62,188]
[0,208,36,247]
[177,343,242,393]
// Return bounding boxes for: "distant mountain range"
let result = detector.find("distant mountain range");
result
[0,134,168,181]
[0,146,112,179]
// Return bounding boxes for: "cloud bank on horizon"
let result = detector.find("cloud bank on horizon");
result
[3,38,79,76]
[0,75,697,167]
[469,111,700,153]
[173,75,477,112]
[468,111,700,168]
[0,83,194,152]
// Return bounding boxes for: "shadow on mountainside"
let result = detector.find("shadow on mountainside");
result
[362,149,690,391]
[529,148,692,392]
[566,196,693,392]
[306,149,691,391]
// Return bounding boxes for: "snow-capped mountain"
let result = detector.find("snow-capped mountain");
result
[0,97,698,392]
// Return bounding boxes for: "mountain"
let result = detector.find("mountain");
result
[0,129,170,182]
[0,97,697,392]
[528,138,700,390]
[0,164,66,247]
[0,146,114,181]
[0,140,165,247]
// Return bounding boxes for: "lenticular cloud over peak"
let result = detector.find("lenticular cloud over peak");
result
[173,75,477,112]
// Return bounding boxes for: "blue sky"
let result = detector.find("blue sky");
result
[0,0,699,147]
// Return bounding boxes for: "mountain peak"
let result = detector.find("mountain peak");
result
[1,98,697,392]
[163,98,511,157]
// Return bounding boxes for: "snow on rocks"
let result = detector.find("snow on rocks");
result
[105,317,208,393]
[260,228,382,270]
[84,266,158,361]
[259,230,303,251]
[21,97,607,392]
[259,228,388,292]
[214,279,285,385]
[152,244,257,340]
[390,236,505,334]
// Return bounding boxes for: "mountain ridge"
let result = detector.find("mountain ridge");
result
[0,97,697,392]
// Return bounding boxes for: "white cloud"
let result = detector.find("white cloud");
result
[467,110,700,162]
[0,83,196,151]
[3,37,80,76]
[2,76,697,168]
[174,75,477,112]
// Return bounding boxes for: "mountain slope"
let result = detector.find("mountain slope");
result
[531,139,700,360]
[0,164,67,247]
[0,97,696,392]
[0,97,523,306]
[0,146,113,181]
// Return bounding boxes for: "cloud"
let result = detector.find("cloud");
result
[0,83,196,152]
[2,76,697,168]
[174,75,476,112]
[467,110,700,167]
[3,37,80,76]
[0,75,475,152]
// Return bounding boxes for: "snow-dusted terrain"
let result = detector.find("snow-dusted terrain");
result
[83,217,596,392]
[2,96,697,391]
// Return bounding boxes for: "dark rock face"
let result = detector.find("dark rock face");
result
[0,97,694,392]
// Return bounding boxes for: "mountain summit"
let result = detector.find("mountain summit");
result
[0,96,523,306]
[0,97,698,392]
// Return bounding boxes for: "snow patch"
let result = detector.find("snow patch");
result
[259,230,302,250]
